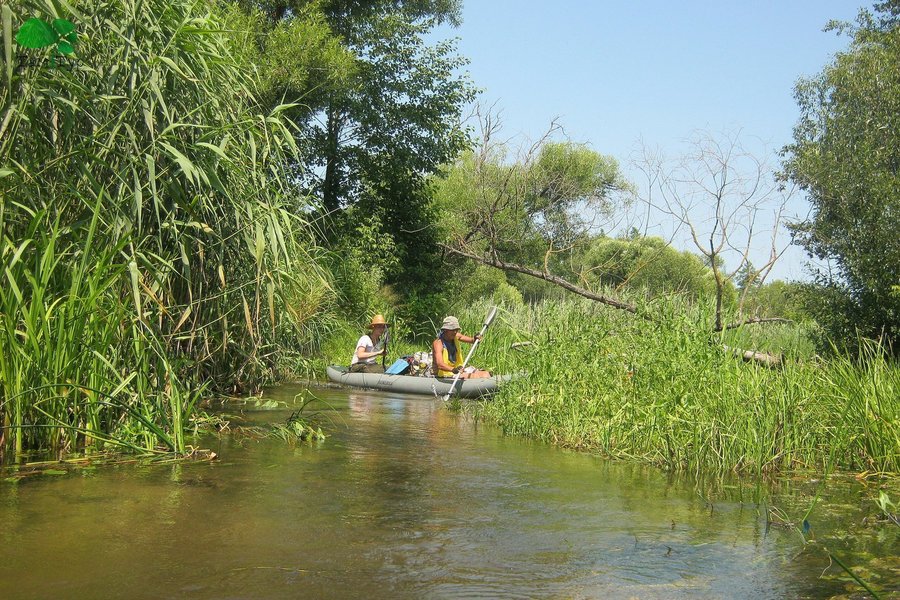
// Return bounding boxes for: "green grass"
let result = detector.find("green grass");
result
[447,298,899,477]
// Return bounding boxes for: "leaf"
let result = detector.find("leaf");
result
[160,142,197,183]
[16,18,57,49]
[0,167,15,178]
[174,304,193,333]
[56,40,74,55]
[242,293,255,337]
[3,6,13,87]
[128,260,143,320]
[52,18,75,36]
[196,142,228,161]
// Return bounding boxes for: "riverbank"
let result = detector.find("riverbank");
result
[439,299,899,479]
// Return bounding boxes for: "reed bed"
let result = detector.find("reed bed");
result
[457,299,899,477]
[1,0,332,457]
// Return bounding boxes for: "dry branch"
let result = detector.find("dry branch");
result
[441,244,640,315]
[719,317,795,332]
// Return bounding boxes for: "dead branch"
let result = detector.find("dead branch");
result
[441,244,641,315]
[722,344,782,368]
[719,317,795,332]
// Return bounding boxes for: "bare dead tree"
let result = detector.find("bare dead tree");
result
[633,130,794,332]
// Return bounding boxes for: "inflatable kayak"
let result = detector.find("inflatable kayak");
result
[326,365,507,398]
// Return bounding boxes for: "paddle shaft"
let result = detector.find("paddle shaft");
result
[442,308,496,400]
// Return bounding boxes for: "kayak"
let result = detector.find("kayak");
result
[325,365,507,398]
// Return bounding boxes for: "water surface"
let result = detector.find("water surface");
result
[1,383,897,598]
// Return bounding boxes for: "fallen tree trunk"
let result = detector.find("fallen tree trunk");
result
[722,344,782,368]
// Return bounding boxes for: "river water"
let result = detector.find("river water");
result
[1,383,897,599]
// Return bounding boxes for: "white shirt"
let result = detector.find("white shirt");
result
[350,334,378,365]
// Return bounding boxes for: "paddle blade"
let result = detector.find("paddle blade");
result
[484,306,498,327]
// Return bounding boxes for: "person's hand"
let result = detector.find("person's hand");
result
[452,366,460,374]
[474,334,482,342]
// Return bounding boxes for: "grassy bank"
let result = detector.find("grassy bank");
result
[443,299,899,477]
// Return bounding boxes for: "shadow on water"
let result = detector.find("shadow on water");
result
[0,382,897,599]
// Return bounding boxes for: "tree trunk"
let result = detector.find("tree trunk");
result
[321,104,342,215]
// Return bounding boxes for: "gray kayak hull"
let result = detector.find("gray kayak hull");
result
[326,365,505,398]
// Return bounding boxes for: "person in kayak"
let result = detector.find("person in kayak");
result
[432,316,490,379]
[350,314,388,373]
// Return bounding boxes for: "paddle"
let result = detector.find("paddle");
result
[442,306,498,401]
[381,326,389,369]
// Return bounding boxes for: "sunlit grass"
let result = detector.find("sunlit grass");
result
[452,298,899,477]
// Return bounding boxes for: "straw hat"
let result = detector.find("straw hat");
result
[369,314,388,328]
[440,316,461,331]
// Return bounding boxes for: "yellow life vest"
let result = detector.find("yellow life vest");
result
[435,337,463,377]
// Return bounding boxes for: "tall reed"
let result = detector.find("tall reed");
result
[1,0,333,456]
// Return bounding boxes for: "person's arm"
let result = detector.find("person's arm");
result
[457,333,482,344]
[431,339,458,374]
[356,345,385,360]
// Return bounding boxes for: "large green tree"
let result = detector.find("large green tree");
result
[433,119,634,310]
[237,0,476,326]
[782,1,900,349]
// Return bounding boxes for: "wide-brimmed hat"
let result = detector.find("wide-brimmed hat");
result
[440,316,461,331]
[369,314,388,327]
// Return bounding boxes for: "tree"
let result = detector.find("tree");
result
[634,131,792,331]
[236,0,476,326]
[781,2,900,350]
[432,114,635,310]
[578,235,735,303]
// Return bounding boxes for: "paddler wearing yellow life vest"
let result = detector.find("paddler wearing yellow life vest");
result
[431,316,490,379]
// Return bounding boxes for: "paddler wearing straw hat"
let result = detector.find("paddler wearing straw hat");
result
[350,314,389,373]
[431,316,490,379]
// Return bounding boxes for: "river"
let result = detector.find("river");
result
[1,382,897,598]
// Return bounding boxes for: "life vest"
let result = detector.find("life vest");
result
[435,336,463,377]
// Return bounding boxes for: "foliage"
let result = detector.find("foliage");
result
[782,3,900,351]
[324,207,398,323]
[740,279,810,322]
[0,0,332,456]
[435,143,630,255]
[433,137,632,302]
[458,264,524,307]
[238,0,476,329]
[576,234,735,303]
[222,2,354,114]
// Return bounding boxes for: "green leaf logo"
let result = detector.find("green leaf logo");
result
[15,16,77,56]
[15,18,57,48]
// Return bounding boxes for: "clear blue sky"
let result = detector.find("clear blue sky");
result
[435,1,866,280]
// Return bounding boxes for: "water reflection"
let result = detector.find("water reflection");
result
[0,383,896,599]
